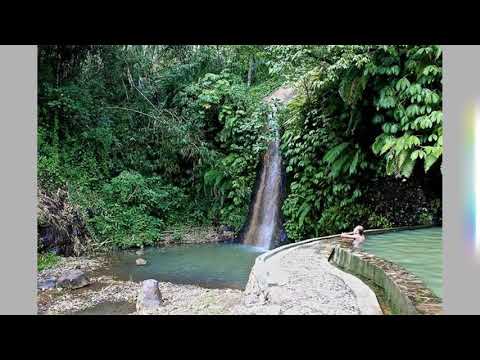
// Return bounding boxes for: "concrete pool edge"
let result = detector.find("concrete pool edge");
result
[244,235,383,314]
[244,225,442,315]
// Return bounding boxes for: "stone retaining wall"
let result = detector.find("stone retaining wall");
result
[330,244,442,315]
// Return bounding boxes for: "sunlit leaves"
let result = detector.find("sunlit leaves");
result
[280,45,442,242]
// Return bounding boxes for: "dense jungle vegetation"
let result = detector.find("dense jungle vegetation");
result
[38,45,442,253]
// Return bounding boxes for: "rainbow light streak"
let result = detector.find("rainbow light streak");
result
[466,102,480,258]
[476,103,480,256]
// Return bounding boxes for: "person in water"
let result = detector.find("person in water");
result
[340,225,366,249]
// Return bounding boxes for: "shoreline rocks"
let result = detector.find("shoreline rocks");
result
[38,277,57,290]
[56,270,90,289]
[38,255,244,315]
[217,225,236,243]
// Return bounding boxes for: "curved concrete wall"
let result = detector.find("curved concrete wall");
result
[243,235,382,314]
[244,225,442,315]
[244,234,339,303]
[330,245,442,315]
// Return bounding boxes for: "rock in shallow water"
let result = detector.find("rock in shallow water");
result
[56,270,90,289]
[136,258,147,266]
[136,279,163,314]
[217,225,236,243]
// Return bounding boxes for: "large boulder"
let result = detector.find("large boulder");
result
[56,270,90,289]
[136,279,163,314]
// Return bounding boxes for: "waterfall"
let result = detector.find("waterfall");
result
[239,101,288,250]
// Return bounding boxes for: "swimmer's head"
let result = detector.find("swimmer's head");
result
[353,225,364,235]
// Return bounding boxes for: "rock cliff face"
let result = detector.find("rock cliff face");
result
[363,175,442,228]
[37,188,91,257]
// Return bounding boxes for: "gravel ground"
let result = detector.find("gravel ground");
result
[142,283,243,315]
[37,226,244,315]
[38,256,106,280]
[37,255,243,315]
[37,256,138,315]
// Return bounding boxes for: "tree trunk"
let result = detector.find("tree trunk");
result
[56,47,62,86]
[247,56,257,87]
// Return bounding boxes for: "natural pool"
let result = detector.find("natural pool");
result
[103,243,265,290]
[362,227,442,298]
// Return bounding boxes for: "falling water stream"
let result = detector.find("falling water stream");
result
[239,87,295,250]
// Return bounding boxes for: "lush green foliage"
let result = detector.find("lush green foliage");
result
[38,252,61,271]
[272,45,442,240]
[38,45,278,249]
[38,45,442,250]
[176,71,275,227]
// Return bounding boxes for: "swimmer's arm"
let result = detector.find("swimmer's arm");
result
[341,233,364,241]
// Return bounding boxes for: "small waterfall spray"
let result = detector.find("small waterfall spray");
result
[239,87,294,250]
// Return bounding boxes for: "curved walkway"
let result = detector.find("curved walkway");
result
[232,239,382,315]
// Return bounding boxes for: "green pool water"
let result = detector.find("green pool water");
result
[362,227,443,298]
[104,243,265,290]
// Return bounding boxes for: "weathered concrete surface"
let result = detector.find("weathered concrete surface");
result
[233,238,382,315]
[331,244,442,315]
